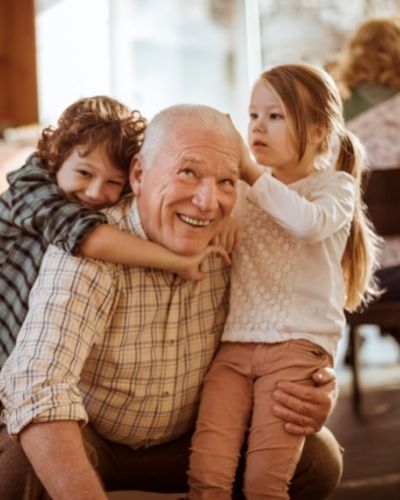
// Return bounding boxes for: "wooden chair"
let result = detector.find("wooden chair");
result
[345,168,400,417]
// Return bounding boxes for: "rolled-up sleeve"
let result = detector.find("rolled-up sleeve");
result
[0,245,118,435]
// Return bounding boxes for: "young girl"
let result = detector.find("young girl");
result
[0,96,229,367]
[188,63,381,499]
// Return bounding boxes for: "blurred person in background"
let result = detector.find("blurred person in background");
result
[334,14,400,351]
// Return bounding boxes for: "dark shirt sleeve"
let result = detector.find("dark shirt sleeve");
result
[5,154,107,255]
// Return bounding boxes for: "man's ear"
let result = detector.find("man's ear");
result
[129,154,143,196]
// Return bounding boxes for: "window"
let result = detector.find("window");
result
[35,0,400,132]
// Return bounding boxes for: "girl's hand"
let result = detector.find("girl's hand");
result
[238,133,264,186]
[173,245,231,281]
[212,217,240,254]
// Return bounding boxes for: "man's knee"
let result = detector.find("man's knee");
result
[290,427,343,499]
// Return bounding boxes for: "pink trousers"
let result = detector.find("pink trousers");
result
[188,339,333,500]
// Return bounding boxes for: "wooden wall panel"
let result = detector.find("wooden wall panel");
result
[0,0,38,130]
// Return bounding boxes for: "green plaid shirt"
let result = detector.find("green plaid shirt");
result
[0,154,106,366]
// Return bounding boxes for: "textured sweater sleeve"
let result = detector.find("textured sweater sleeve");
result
[247,170,356,243]
[5,154,107,254]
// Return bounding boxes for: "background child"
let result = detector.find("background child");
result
[188,63,381,499]
[0,96,229,367]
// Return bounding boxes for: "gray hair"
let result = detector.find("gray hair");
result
[139,104,236,167]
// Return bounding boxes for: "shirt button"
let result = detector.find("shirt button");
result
[162,391,170,397]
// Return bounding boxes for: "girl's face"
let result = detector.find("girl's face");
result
[248,79,318,183]
[56,145,128,210]
[248,79,297,168]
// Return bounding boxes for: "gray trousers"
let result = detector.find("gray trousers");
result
[0,422,343,499]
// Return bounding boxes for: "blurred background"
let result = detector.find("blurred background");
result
[0,0,399,498]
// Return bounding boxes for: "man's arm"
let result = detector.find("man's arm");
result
[20,421,107,500]
[272,367,337,435]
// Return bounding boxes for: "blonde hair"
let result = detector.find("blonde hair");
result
[261,62,381,310]
[336,14,400,96]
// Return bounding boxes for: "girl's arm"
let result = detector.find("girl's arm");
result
[79,224,231,281]
[236,137,357,243]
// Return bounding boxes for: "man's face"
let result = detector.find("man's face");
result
[131,126,240,255]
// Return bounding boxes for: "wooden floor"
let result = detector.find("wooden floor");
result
[328,385,400,499]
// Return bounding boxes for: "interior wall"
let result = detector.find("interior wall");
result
[0,0,38,131]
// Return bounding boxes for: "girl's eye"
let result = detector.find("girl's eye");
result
[108,180,124,186]
[270,113,284,120]
[249,113,258,120]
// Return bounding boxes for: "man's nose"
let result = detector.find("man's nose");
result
[192,179,218,212]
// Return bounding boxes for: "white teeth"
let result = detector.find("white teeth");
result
[179,214,211,227]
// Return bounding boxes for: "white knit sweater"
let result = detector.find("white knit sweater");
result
[222,169,356,357]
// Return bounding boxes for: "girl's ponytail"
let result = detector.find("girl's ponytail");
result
[336,129,382,310]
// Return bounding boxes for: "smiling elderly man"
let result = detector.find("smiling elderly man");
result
[0,104,341,499]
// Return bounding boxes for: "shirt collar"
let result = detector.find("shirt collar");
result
[129,197,149,241]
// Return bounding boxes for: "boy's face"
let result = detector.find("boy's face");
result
[56,146,127,210]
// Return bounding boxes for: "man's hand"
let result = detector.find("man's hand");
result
[272,367,337,435]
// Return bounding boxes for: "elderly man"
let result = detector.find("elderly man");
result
[0,104,341,499]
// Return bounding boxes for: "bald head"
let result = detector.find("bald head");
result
[140,104,239,168]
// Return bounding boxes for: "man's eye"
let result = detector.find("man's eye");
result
[108,180,124,186]
[180,168,195,177]
[220,178,235,188]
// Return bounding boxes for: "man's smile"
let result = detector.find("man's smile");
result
[178,214,212,227]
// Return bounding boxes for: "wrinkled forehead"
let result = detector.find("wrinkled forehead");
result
[171,125,240,174]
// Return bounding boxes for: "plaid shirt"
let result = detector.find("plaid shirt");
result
[0,196,230,448]
[0,155,106,366]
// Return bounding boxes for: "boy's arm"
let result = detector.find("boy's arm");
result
[211,216,240,254]
[79,224,231,281]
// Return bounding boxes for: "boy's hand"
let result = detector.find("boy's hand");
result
[212,217,240,254]
[174,245,231,281]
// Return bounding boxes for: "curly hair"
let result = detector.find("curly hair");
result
[336,14,400,94]
[36,96,146,174]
